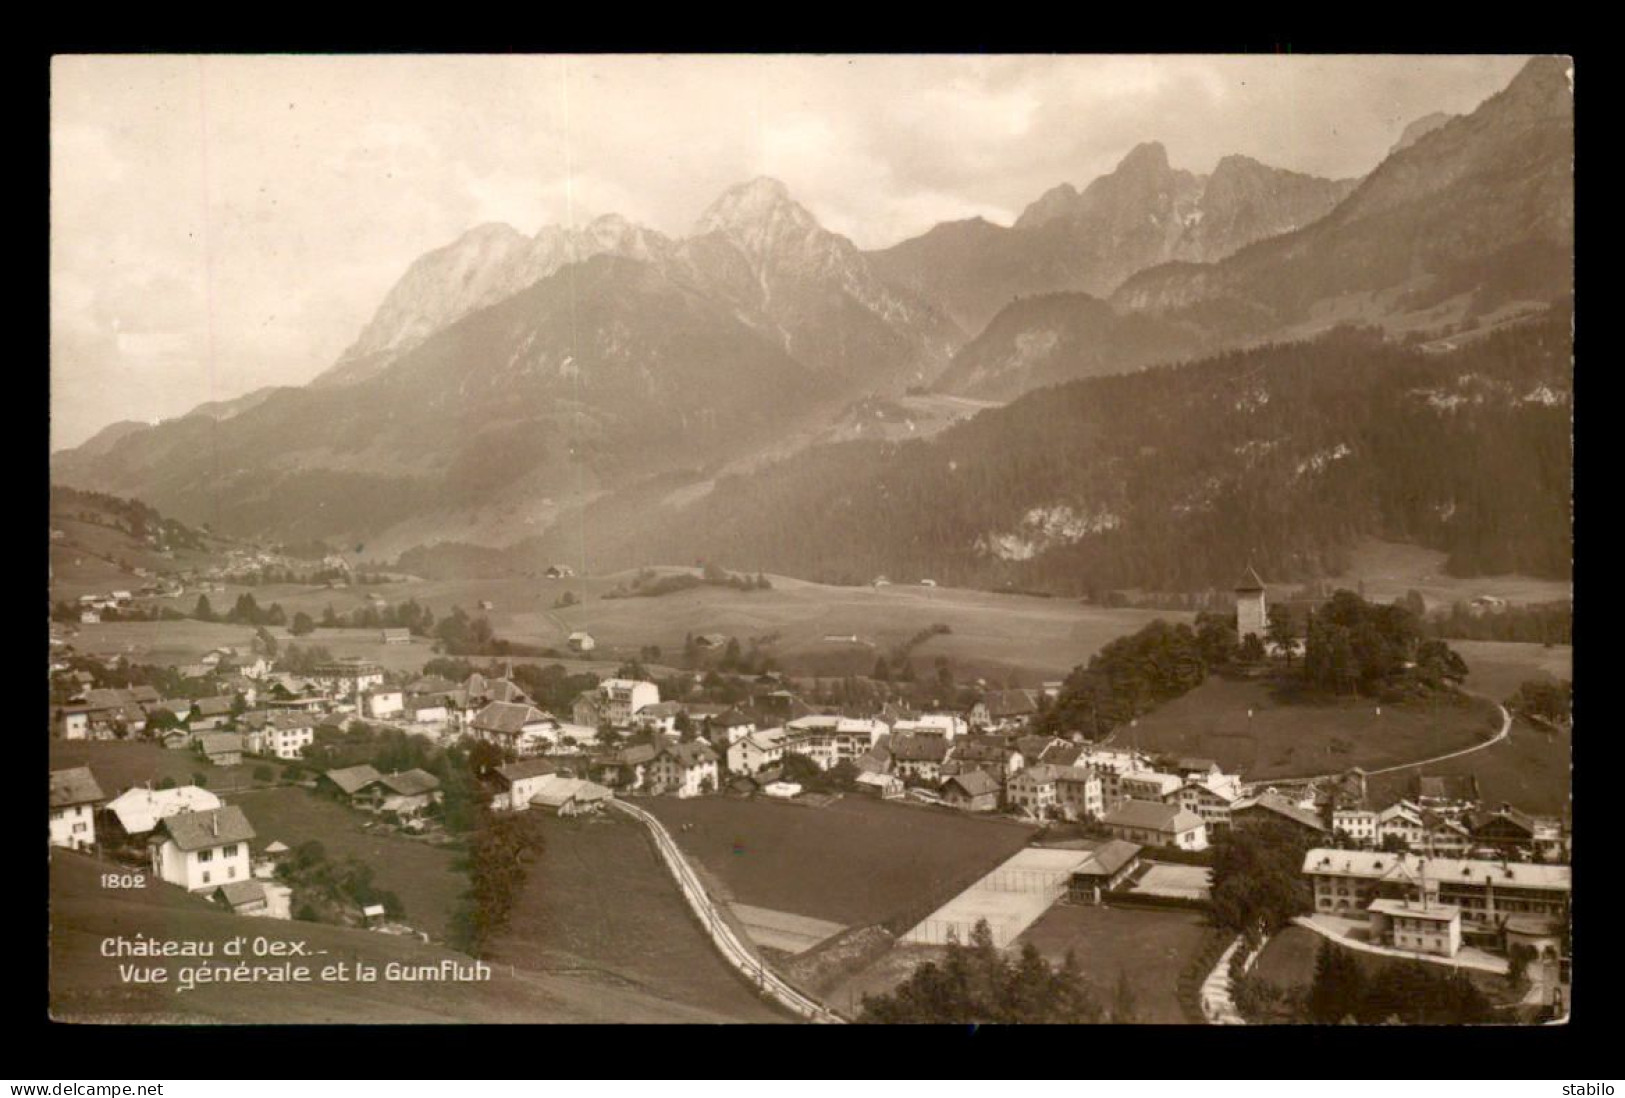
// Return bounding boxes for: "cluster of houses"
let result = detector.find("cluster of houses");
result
[49,765,279,916]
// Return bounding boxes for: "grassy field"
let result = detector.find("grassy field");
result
[225,786,466,941]
[47,850,751,1023]
[1248,924,1522,1016]
[1122,675,1502,780]
[642,795,1036,928]
[1453,641,1572,701]
[1334,538,1571,611]
[1365,714,1570,815]
[49,739,274,798]
[489,812,787,1022]
[1012,903,1213,1024]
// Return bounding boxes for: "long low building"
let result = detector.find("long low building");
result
[1302,848,1570,951]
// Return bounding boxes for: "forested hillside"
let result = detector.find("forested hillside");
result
[602,312,1570,593]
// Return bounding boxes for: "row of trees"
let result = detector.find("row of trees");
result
[1035,619,1209,739]
[447,810,547,958]
[1234,940,1495,1024]
[858,919,1134,1024]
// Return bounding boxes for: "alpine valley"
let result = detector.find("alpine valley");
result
[52,57,1573,594]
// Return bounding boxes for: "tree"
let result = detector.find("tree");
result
[1239,632,1267,664]
[255,626,279,658]
[1266,604,1298,665]
[1307,940,1365,1024]
[290,611,317,637]
[193,595,216,623]
[1110,970,1140,1024]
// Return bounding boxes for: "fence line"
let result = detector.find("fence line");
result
[609,799,845,1024]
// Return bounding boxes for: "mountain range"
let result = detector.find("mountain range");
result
[52,56,1574,586]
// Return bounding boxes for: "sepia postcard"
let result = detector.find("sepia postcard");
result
[47,53,1573,1026]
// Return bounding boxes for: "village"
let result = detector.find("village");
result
[48,562,1572,1025]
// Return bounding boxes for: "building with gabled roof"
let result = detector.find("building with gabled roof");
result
[940,769,1001,813]
[50,767,106,850]
[196,732,244,767]
[320,764,385,799]
[1102,799,1208,850]
[103,785,222,842]
[1067,840,1143,904]
[647,741,718,798]
[151,806,256,892]
[471,701,559,756]
[528,775,612,816]
[1230,790,1329,839]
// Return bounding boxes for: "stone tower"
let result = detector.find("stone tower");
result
[1235,565,1267,643]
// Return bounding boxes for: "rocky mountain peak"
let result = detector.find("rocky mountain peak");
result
[693,176,813,238]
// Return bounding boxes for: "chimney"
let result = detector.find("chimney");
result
[211,812,219,837]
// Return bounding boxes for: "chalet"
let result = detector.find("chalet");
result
[567,631,596,653]
[197,732,245,767]
[546,564,576,579]
[1102,800,1208,851]
[1420,810,1476,857]
[854,771,904,799]
[191,696,235,720]
[1468,803,1565,861]
[320,765,385,805]
[970,690,1040,733]
[1067,840,1143,904]
[703,707,757,746]
[591,744,659,790]
[889,733,950,785]
[1376,800,1427,849]
[151,806,256,892]
[102,786,221,847]
[375,769,442,818]
[158,728,195,751]
[1230,791,1329,840]
[729,728,791,775]
[404,696,450,725]
[1037,741,1085,768]
[471,701,560,757]
[380,627,411,645]
[466,674,533,707]
[647,741,719,798]
[49,767,105,850]
[57,707,91,740]
[527,775,612,816]
[1013,735,1070,768]
[941,769,1001,813]
[693,633,729,651]
[213,880,269,915]
[489,758,562,811]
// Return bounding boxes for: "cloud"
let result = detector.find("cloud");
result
[51,53,1532,447]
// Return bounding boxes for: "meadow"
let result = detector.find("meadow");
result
[1121,675,1502,781]
[642,795,1035,928]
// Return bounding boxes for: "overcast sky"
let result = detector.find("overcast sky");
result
[51,53,1531,449]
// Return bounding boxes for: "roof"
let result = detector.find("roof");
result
[980,689,1039,719]
[1075,839,1142,877]
[1039,742,1084,767]
[495,758,560,784]
[157,806,256,852]
[472,701,554,735]
[49,767,105,809]
[215,880,267,908]
[855,771,900,788]
[1103,799,1204,833]
[378,769,441,797]
[951,739,1010,763]
[324,764,384,795]
[1233,791,1329,833]
[1467,805,1538,837]
[1235,565,1266,592]
[528,776,611,808]
[197,732,244,756]
[1368,898,1460,921]
[1177,757,1220,773]
[105,786,221,834]
[1415,773,1481,802]
[889,734,949,762]
[193,696,234,717]
[943,770,1001,797]
[1301,849,1572,892]
[659,741,717,768]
